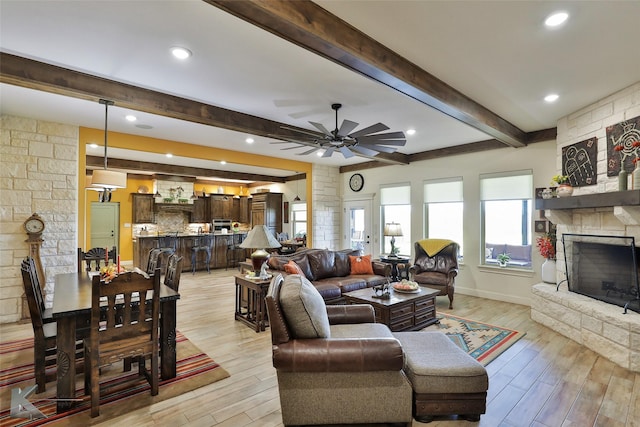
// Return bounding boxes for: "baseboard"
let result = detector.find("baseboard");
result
[455,287,531,307]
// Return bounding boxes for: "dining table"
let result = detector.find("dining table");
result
[52,271,180,413]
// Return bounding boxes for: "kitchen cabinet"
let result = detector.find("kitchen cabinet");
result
[190,197,208,223]
[251,192,282,235]
[239,196,250,223]
[132,193,155,223]
[210,195,234,219]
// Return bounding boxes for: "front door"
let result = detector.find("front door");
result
[343,200,372,255]
[90,202,119,251]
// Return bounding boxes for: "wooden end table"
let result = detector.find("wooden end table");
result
[379,256,411,281]
[343,286,439,332]
[234,274,271,332]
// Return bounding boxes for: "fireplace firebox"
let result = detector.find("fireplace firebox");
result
[562,234,639,314]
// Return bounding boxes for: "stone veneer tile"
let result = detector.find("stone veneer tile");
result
[581,315,603,335]
[602,322,630,347]
[582,329,629,370]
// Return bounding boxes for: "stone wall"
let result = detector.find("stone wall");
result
[311,164,340,250]
[0,115,79,323]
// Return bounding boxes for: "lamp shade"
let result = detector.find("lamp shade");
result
[240,225,282,250]
[91,169,127,189]
[85,175,103,191]
[384,222,403,237]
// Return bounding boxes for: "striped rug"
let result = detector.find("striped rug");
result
[0,332,229,426]
[424,313,526,366]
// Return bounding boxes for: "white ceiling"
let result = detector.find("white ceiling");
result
[1,1,639,180]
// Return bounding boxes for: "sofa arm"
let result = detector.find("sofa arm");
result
[326,304,375,324]
[372,261,391,277]
[273,338,404,372]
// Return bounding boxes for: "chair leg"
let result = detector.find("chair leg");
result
[90,348,100,417]
[34,342,46,393]
[206,250,211,273]
[448,287,454,309]
[191,250,197,275]
[150,350,159,396]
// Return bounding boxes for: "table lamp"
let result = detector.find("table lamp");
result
[240,225,281,278]
[384,222,403,257]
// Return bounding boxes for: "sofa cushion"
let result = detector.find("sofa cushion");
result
[316,276,368,294]
[284,260,306,278]
[279,274,330,339]
[349,254,374,275]
[505,244,531,263]
[307,250,336,281]
[333,250,354,277]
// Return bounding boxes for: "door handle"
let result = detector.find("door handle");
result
[111,231,114,237]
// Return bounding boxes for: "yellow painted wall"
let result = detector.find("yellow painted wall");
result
[78,128,313,261]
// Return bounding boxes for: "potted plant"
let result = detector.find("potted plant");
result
[497,252,510,267]
[551,174,572,197]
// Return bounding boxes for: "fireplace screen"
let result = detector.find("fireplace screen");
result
[562,234,639,313]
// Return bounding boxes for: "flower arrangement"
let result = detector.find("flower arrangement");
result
[550,174,570,186]
[536,231,557,260]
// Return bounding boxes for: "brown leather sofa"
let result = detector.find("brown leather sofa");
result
[409,240,460,309]
[265,274,413,426]
[268,248,391,304]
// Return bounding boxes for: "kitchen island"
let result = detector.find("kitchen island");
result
[133,232,247,272]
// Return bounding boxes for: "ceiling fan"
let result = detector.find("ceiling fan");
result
[271,103,406,159]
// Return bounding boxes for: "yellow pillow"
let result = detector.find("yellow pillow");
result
[349,254,374,275]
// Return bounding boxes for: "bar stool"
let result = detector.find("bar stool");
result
[226,242,245,271]
[191,234,213,274]
[156,232,178,271]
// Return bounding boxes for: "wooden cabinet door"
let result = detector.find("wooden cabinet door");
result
[132,194,155,223]
[190,198,207,223]
[239,197,249,223]
[214,235,233,268]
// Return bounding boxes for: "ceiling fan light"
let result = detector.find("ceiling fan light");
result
[91,169,127,189]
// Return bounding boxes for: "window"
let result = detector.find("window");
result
[480,171,533,268]
[424,177,463,258]
[380,184,411,255]
[291,202,307,241]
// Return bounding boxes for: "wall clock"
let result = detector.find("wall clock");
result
[349,173,364,192]
[22,213,46,307]
[24,213,45,236]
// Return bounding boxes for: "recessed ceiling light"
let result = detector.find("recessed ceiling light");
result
[545,11,568,27]
[220,160,227,165]
[406,129,416,136]
[125,114,137,122]
[245,137,254,144]
[171,46,192,60]
[317,151,323,157]
[89,143,98,149]
[166,153,173,158]
[544,94,559,103]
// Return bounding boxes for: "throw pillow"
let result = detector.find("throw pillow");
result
[349,254,374,275]
[279,275,330,339]
[283,260,306,278]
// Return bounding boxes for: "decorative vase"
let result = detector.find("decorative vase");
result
[556,184,573,197]
[541,188,553,199]
[541,258,556,284]
[634,162,640,190]
[618,170,628,191]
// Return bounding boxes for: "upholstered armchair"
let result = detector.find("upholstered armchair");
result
[409,239,459,309]
[265,274,413,426]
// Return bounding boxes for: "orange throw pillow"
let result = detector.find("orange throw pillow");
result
[284,260,306,278]
[349,254,374,275]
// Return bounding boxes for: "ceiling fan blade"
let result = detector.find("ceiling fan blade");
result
[309,121,332,136]
[338,119,358,137]
[280,126,324,139]
[280,145,306,151]
[338,146,356,158]
[297,147,319,155]
[349,122,389,137]
[321,147,335,158]
[357,136,407,146]
[358,144,398,153]
[351,145,381,156]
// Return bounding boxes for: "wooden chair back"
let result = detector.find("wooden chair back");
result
[146,248,162,274]
[78,246,117,273]
[86,268,160,417]
[164,254,183,291]
[20,257,47,338]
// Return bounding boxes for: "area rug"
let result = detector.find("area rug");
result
[424,313,526,366]
[0,331,229,426]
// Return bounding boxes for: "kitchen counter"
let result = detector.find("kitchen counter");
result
[133,232,247,272]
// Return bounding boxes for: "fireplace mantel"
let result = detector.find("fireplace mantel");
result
[536,190,640,226]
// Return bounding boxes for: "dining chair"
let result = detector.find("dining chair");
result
[146,247,162,275]
[191,234,213,274]
[164,253,183,291]
[84,269,160,417]
[21,257,83,392]
[78,246,116,273]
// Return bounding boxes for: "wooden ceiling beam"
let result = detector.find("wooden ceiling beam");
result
[208,0,527,148]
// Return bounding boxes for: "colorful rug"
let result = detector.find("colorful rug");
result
[0,332,229,426]
[424,313,526,366]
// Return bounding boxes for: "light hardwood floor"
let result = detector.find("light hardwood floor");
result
[2,268,638,426]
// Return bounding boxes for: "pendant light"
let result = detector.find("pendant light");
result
[91,99,127,193]
[293,175,301,201]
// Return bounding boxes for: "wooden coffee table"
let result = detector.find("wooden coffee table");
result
[343,285,440,332]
